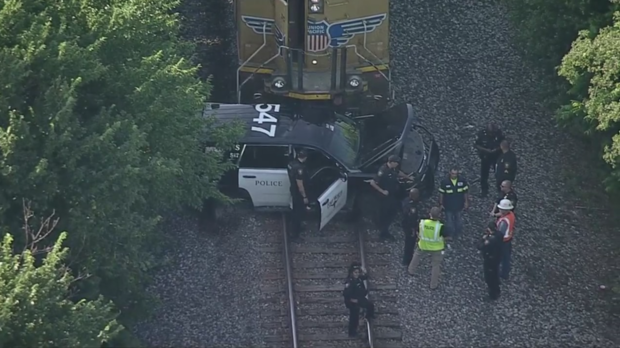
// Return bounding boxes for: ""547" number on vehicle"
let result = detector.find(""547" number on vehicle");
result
[252,104,280,137]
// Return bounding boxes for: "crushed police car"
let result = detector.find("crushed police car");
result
[204,102,440,231]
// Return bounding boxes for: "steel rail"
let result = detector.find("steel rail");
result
[281,214,298,348]
[358,229,375,348]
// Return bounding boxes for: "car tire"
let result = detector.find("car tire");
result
[233,189,254,214]
[203,189,254,222]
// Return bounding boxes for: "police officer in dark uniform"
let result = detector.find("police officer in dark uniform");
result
[369,155,410,241]
[474,123,504,197]
[401,188,421,266]
[490,180,518,218]
[343,262,375,337]
[477,221,504,301]
[495,140,518,192]
[287,149,310,242]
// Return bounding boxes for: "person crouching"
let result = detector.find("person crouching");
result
[343,262,375,337]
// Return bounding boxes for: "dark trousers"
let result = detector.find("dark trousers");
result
[444,210,463,239]
[500,240,512,279]
[348,297,375,335]
[483,258,501,299]
[480,155,498,194]
[376,196,397,237]
[403,231,417,265]
[290,194,306,238]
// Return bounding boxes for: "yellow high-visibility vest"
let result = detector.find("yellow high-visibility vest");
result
[418,219,445,251]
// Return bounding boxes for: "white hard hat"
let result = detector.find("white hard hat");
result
[497,199,514,211]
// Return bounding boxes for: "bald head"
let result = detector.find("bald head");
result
[430,207,441,219]
[500,140,510,151]
[409,188,420,200]
[501,180,512,193]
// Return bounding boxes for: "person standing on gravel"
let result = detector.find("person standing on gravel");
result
[438,167,470,239]
[408,207,451,290]
[401,188,421,266]
[343,262,375,338]
[490,180,518,218]
[496,199,516,280]
[495,140,518,192]
[474,122,505,197]
[287,149,311,243]
[478,221,504,301]
[370,155,410,242]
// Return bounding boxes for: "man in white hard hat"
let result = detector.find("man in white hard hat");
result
[496,199,515,280]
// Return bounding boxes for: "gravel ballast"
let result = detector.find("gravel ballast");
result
[388,0,620,347]
[134,0,620,346]
[134,211,275,347]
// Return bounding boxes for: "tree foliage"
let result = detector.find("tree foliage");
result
[503,0,620,192]
[504,0,616,71]
[559,12,620,189]
[0,206,122,347]
[0,0,242,343]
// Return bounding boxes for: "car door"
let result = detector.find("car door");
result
[296,147,348,231]
[317,173,348,230]
[238,144,291,207]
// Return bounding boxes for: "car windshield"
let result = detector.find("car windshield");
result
[326,114,361,168]
[358,104,409,162]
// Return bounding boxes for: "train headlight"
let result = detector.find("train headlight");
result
[309,0,323,14]
[272,77,286,89]
[348,76,361,88]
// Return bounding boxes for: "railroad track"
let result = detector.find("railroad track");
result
[258,213,404,348]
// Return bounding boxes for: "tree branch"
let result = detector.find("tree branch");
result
[22,199,61,256]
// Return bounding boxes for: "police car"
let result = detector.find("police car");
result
[205,102,440,231]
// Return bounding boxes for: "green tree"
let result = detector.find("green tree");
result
[558,12,620,191]
[502,0,618,106]
[0,0,242,335]
[0,205,122,347]
[503,0,616,69]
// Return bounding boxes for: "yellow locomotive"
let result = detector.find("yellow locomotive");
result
[235,0,392,112]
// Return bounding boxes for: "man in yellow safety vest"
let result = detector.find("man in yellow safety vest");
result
[407,206,451,290]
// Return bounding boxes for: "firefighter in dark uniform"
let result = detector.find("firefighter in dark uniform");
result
[477,221,504,301]
[369,155,411,241]
[474,123,504,197]
[287,149,310,242]
[343,262,375,337]
[495,140,518,192]
[401,188,421,266]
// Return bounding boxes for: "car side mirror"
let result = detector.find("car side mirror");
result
[340,171,348,182]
